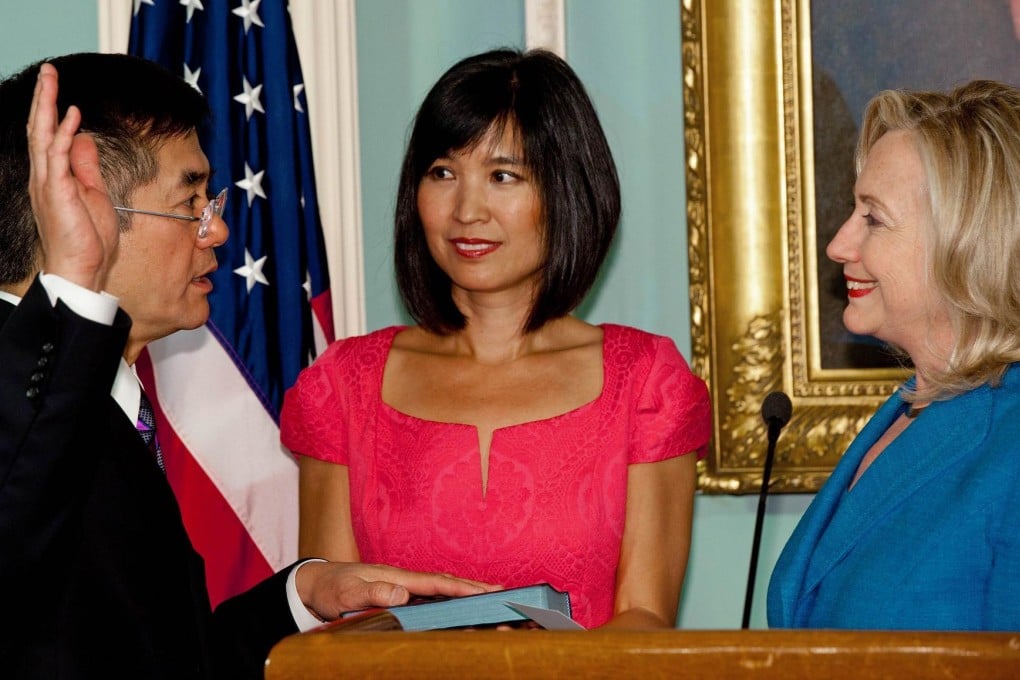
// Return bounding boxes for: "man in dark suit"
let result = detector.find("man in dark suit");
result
[0,54,493,679]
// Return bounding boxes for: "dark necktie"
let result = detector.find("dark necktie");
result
[137,391,166,473]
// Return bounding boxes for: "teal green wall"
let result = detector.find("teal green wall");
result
[0,0,812,630]
[0,1,98,77]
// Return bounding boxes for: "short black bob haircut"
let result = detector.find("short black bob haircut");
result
[394,48,621,334]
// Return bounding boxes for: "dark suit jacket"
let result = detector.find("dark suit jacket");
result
[0,278,298,679]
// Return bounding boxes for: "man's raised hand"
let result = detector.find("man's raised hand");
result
[27,63,118,292]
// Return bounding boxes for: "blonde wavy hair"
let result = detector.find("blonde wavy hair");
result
[856,80,1020,400]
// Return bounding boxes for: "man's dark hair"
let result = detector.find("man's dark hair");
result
[0,52,209,285]
[394,48,621,334]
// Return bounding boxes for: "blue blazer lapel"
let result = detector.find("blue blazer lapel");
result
[769,391,903,625]
[798,385,993,607]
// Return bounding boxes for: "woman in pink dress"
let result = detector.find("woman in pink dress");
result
[281,48,711,629]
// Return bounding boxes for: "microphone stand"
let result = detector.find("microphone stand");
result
[741,415,782,629]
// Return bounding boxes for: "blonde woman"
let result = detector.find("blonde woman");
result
[769,80,1020,630]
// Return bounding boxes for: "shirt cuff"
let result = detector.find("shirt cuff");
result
[38,272,118,325]
[287,558,329,632]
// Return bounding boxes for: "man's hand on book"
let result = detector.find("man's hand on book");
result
[295,562,501,622]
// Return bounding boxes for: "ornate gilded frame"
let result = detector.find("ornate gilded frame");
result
[681,0,910,493]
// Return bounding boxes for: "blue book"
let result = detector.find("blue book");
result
[340,583,572,631]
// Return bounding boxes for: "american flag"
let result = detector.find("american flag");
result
[128,0,334,606]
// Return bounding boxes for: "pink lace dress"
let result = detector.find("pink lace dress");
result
[281,324,711,628]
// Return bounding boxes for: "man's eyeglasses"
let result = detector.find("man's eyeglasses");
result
[113,188,228,239]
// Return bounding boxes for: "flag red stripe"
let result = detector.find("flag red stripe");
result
[136,351,274,606]
[310,290,335,344]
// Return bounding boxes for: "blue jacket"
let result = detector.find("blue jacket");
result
[768,365,1020,630]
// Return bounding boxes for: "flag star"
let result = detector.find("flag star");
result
[133,0,155,15]
[233,249,270,292]
[179,0,204,22]
[183,64,202,93]
[235,163,267,206]
[303,273,312,298]
[233,77,265,120]
[232,0,265,33]
[292,83,305,113]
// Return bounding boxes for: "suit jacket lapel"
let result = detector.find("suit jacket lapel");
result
[798,384,993,608]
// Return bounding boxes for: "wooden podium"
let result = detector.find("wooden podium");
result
[265,620,1020,679]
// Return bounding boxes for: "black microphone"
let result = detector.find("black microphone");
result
[741,391,793,629]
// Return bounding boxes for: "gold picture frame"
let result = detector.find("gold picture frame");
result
[681,0,910,493]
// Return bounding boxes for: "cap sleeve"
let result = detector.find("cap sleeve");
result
[280,342,352,465]
[630,336,711,464]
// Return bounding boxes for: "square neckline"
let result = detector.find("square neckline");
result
[377,324,610,434]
